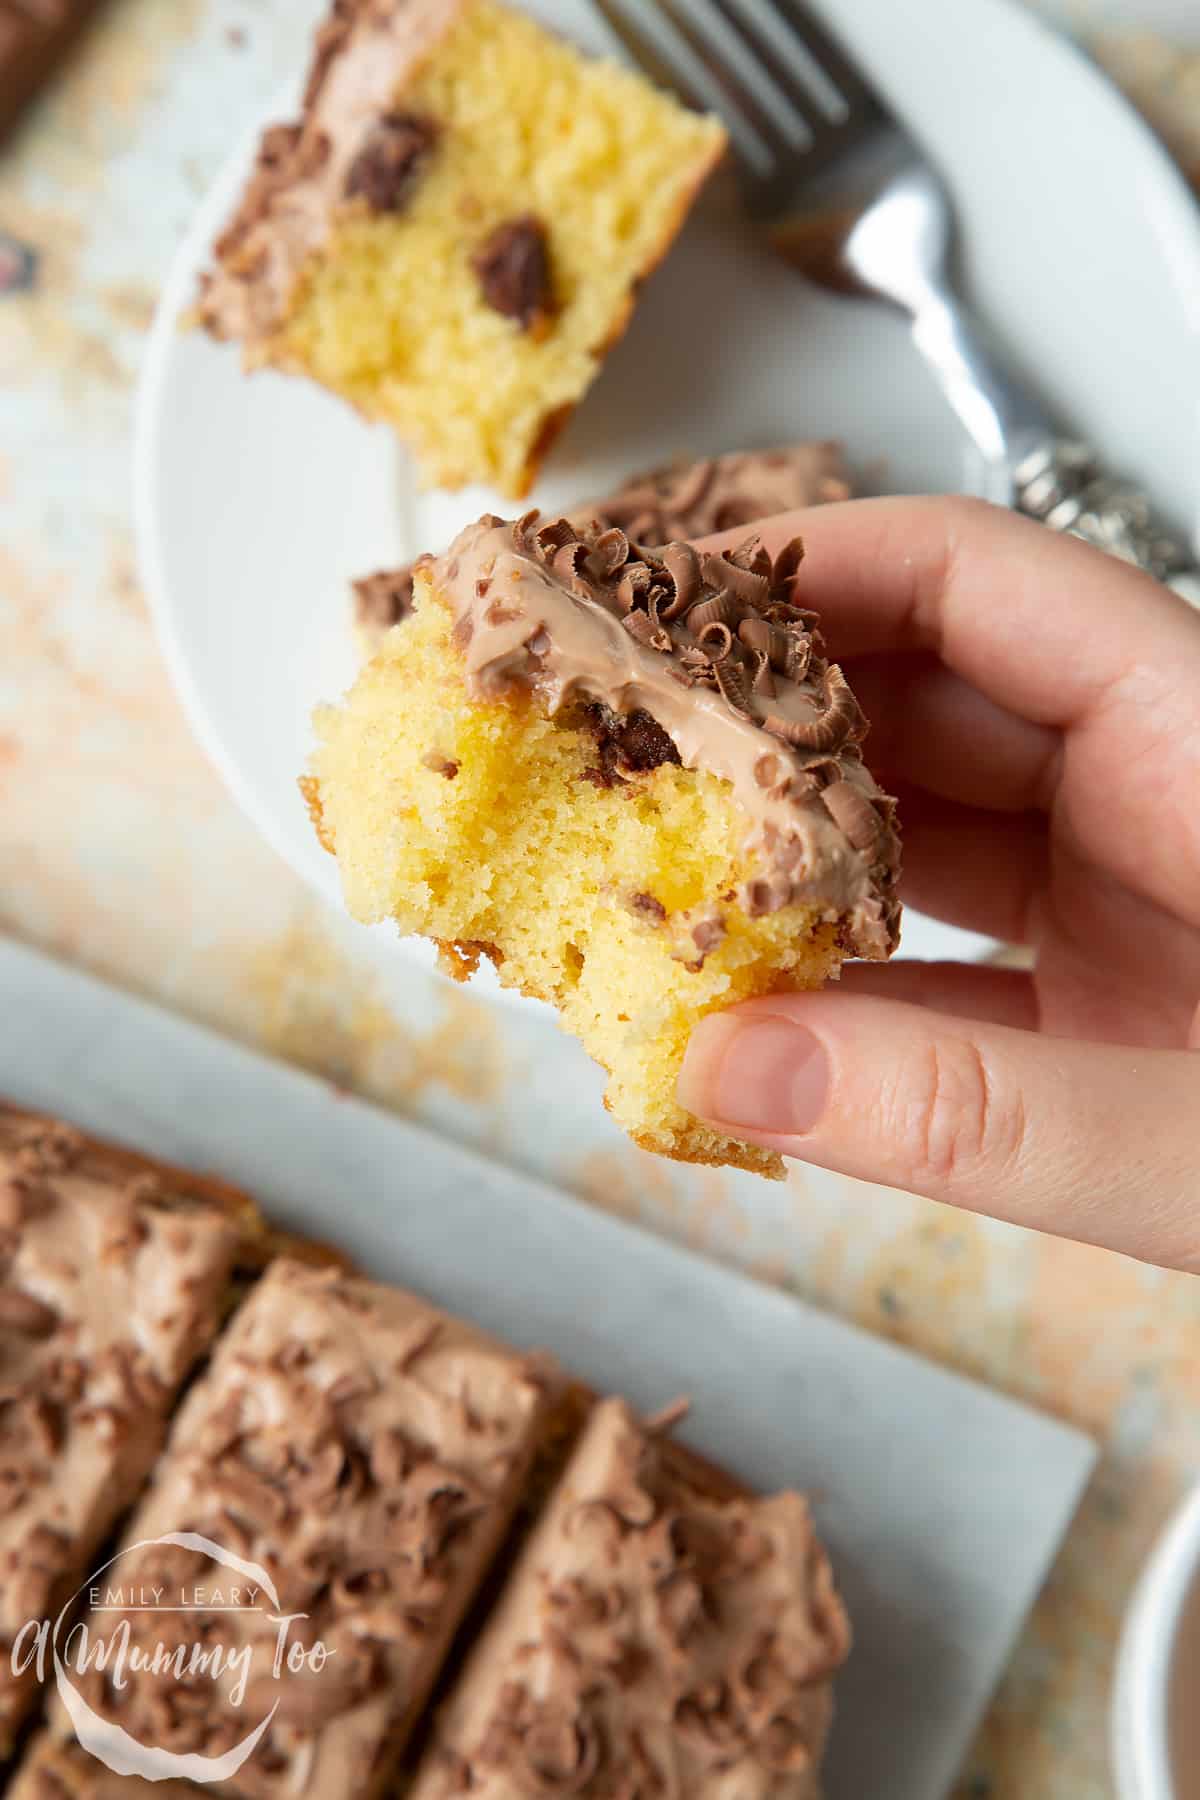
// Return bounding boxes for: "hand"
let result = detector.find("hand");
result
[677,497,1200,1270]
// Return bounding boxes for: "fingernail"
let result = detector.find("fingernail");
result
[678,1013,830,1136]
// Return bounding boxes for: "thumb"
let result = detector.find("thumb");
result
[678,993,1200,1269]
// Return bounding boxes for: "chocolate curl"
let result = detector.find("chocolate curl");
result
[820,779,883,852]
[763,664,863,753]
[636,590,673,652]
[616,560,652,614]
[695,621,734,664]
[702,550,770,610]
[658,542,702,618]
[587,526,629,582]
[686,589,741,634]
[749,648,776,697]
[713,656,755,718]
[782,629,814,683]
[552,540,593,596]
[772,535,806,588]
[738,614,792,674]
[728,534,772,577]
[673,1684,748,1758]
[622,609,670,652]
[511,508,542,554]
[535,517,579,555]
[678,645,718,687]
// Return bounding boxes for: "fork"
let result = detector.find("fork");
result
[594,0,1199,597]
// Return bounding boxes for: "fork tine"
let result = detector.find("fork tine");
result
[652,0,797,162]
[706,0,830,139]
[592,0,715,116]
[766,0,887,126]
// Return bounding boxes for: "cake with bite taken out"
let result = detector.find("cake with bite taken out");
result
[306,511,900,1177]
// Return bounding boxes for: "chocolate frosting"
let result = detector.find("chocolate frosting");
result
[40,1262,559,1799]
[422,512,900,957]
[410,1398,849,1798]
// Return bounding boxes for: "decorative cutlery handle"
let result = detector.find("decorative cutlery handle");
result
[1013,440,1200,602]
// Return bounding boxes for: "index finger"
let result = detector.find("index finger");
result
[699,495,1200,730]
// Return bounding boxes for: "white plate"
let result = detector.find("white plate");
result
[135,0,1200,1007]
[0,933,1096,1799]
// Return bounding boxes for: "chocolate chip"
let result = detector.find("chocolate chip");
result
[578,704,681,788]
[344,112,438,213]
[610,710,680,774]
[472,215,555,332]
[630,892,667,924]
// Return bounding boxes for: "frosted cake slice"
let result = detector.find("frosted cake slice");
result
[0,1104,263,1752]
[307,512,900,1177]
[409,1396,851,1797]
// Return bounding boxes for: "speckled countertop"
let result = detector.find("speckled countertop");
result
[2,3,1198,1794]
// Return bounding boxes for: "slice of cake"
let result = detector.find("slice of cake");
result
[353,441,855,649]
[409,1396,850,1797]
[35,1260,562,1798]
[306,512,900,1177]
[0,1104,264,1755]
[196,0,726,497]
